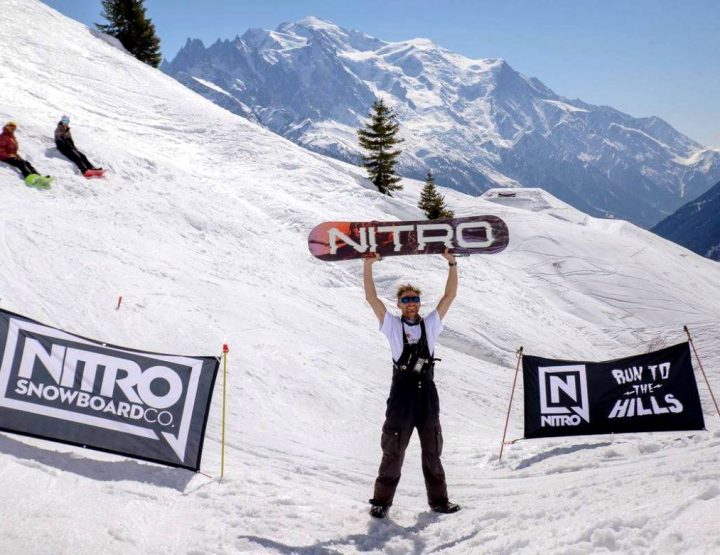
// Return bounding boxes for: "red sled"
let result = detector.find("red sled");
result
[308,215,509,262]
[83,169,106,179]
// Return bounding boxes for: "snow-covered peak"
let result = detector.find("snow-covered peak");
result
[280,15,341,33]
[396,37,440,51]
[241,27,281,49]
[276,16,385,52]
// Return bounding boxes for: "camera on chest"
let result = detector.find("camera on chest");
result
[411,357,427,373]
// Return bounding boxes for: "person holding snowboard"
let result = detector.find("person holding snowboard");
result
[0,121,46,179]
[55,116,101,175]
[364,250,461,519]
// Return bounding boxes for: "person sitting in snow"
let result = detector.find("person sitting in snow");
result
[55,115,101,175]
[363,250,461,519]
[0,121,46,179]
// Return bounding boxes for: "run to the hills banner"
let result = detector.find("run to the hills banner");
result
[0,308,218,470]
[523,342,704,439]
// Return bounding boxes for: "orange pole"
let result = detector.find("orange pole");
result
[499,346,523,462]
[684,326,720,420]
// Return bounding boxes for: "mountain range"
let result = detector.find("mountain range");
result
[652,180,720,261]
[162,17,720,228]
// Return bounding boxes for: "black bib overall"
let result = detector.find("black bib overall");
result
[371,318,448,507]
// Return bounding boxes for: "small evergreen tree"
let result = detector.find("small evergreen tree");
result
[418,170,454,219]
[357,98,404,196]
[97,0,162,67]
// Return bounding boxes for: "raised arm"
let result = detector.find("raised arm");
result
[436,251,458,320]
[363,254,387,324]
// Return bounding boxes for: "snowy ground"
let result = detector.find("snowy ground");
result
[0,2,719,554]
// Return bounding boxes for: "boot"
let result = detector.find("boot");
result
[431,501,461,514]
[369,505,389,519]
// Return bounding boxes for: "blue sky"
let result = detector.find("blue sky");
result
[44,0,719,146]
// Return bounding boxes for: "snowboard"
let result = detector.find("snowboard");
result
[24,174,53,189]
[308,215,509,262]
[83,169,106,179]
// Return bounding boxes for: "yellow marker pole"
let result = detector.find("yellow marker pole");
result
[221,343,229,480]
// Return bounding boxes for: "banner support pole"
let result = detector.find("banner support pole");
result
[684,326,720,420]
[221,344,229,480]
[499,346,523,463]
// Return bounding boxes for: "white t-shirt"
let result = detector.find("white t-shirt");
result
[380,309,444,362]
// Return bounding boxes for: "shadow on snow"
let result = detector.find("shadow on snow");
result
[0,433,195,491]
[515,441,612,470]
[238,510,444,554]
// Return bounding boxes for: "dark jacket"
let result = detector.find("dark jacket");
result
[55,123,75,149]
[0,127,19,160]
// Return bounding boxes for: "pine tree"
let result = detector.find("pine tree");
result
[418,170,454,219]
[97,0,162,68]
[357,99,404,196]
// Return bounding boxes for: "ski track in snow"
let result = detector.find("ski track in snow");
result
[0,2,719,554]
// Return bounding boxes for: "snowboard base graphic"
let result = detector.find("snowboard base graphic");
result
[308,215,509,261]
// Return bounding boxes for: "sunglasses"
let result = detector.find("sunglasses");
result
[399,296,421,304]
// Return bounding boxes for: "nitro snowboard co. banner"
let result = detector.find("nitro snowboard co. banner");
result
[0,308,218,470]
[523,342,705,439]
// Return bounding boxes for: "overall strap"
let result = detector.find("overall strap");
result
[418,320,428,354]
[394,318,433,377]
[405,319,429,357]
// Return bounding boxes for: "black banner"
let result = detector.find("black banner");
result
[0,308,218,470]
[523,342,705,438]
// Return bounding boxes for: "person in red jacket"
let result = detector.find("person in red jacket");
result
[0,121,43,178]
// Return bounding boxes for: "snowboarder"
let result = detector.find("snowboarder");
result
[364,250,461,518]
[54,116,102,175]
[0,121,45,180]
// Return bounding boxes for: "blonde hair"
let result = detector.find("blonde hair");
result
[396,284,421,299]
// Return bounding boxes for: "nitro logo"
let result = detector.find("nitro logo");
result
[328,221,493,254]
[539,365,590,427]
[0,319,205,463]
[14,339,182,425]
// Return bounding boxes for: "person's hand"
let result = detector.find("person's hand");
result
[441,249,456,264]
[364,252,381,265]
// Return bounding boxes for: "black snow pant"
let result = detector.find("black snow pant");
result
[57,144,94,173]
[371,375,448,507]
[2,156,39,178]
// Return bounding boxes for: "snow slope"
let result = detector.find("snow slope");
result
[1,2,719,553]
